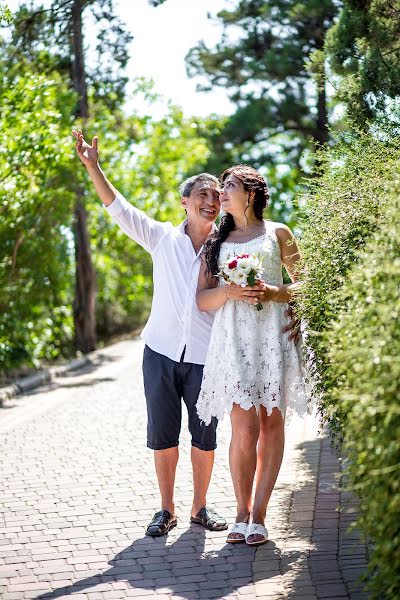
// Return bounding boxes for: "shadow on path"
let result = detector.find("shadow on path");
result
[34,525,279,600]
[285,433,369,599]
[56,377,116,389]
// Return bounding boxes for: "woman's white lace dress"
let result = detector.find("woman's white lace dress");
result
[196,221,308,425]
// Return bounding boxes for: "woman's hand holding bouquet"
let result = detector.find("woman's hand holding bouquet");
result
[218,253,270,310]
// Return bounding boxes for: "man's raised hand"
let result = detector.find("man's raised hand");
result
[72,129,99,168]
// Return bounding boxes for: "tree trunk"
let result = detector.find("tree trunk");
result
[315,82,329,147]
[71,0,89,119]
[73,195,96,353]
[71,0,96,353]
[313,28,329,149]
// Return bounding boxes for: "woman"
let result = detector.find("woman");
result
[196,165,307,546]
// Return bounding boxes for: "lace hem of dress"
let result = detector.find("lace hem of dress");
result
[196,379,312,427]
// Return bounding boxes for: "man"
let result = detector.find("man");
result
[72,129,299,537]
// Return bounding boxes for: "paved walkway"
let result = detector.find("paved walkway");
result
[0,339,369,600]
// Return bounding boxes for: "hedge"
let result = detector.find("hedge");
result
[297,130,400,598]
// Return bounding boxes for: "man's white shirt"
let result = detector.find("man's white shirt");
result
[105,194,216,365]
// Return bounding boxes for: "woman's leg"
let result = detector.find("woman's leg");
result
[229,404,260,539]
[248,406,285,543]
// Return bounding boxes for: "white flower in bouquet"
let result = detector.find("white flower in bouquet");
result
[217,252,265,310]
[232,270,248,286]
[236,256,253,274]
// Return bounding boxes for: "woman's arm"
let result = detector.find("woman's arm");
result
[196,257,265,311]
[259,224,301,303]
[196,259,225,311]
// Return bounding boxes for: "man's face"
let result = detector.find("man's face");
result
[181,181,221,225]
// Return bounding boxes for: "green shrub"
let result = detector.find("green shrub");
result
[297,132,400,434]
[327,193,400,598]
[296,131,400,597]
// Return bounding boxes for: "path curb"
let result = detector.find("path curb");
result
[0,355,91,405]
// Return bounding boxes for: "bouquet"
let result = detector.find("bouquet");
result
[218,252,264,310]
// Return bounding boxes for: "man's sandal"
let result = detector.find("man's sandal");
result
[245,523,269,546]
[226,522,248,544]
[145,510,177,537]
[190,507,228,531]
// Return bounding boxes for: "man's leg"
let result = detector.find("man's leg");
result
[183,362,227,530]
[191,446,214,517]
[154,447,179,517]
[142,345,182,535]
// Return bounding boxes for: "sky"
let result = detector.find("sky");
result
[116,0,235,117]
[7,0,236,117]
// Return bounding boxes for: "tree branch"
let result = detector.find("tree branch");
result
[16,0,72,23]
[10,232,24,277]
[381,46,400,57]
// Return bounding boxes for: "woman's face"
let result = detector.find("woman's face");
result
[219,174,249,215]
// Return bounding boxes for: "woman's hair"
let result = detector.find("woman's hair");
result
[204,164,270,277]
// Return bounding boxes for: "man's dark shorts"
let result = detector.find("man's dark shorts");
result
[142,345,218,451]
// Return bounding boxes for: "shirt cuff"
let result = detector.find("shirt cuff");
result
[104,193,129,217]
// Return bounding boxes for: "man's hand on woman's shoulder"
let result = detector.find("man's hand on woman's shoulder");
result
[282,305,301,344]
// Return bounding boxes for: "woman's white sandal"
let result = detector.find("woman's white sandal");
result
[226,522,248,544]
[245,523,269,546]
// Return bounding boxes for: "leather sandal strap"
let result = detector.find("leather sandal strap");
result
[199,507,222,527]
[148,510,173,532]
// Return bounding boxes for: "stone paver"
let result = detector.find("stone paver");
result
[0,339,369,599]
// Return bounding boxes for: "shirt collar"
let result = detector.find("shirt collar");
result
[177,219,218,235]
[178,219,188,233]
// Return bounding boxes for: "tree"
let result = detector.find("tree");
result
[7,1,132,111]
[0,18,216,374]
[187,1,337,155]
[0,69,214,373]
[0,71,76,371]
[7,0,132,353]
[186,0,339,225]
[324,0,400,125]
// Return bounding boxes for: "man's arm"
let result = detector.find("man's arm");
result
[72,129,169,253]
[72,129,116,206]
[276,223,302,343]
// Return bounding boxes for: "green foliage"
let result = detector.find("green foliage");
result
[325,0,400,125]
[0,4,12,23]
[0,71,77,370]
[0,1,214,372]
[186,0,338,152]
[6,1,133,111]
[296,130,400,596]
[186,0,338,226]
[327,195,400,599]
[297,131,399,423]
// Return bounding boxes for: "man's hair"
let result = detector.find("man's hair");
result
[179,173,219,197]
